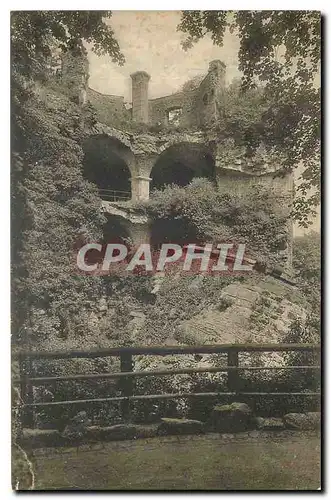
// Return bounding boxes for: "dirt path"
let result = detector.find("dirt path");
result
[31,431,320,491]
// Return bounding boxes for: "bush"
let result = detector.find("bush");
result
[140,179,289,268]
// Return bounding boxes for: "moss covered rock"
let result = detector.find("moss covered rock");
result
[210,402,253,432]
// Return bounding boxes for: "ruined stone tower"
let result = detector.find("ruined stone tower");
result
[130,71,151,123]
[61,46,89,105]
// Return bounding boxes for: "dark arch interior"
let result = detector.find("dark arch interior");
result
[102,215,132,246]
[150,143,216,191]
[84,216,131,266]
[150,218,199,249]
[83,136,131,196]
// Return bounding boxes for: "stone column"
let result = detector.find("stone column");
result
[130,71,151,123]
[130,154,157,202]
[61,47,89,105]
[131,175,152,202]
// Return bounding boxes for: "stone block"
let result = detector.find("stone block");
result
[95,424,138,441]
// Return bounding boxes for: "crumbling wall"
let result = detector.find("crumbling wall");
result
[60,47,89,105]
[87,88,130,127]
[148,90,198,127]
[195,60,226,127]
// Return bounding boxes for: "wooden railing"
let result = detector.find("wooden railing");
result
[98,188,131,202]
[14,343,321,428]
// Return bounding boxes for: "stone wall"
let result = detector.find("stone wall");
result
[148,90,198,127]
[87,88,130,127]
[148,60,226,128]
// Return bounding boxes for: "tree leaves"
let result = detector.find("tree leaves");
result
[177,11,321,226]
[11,11,125,342]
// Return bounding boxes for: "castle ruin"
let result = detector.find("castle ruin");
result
[60,49,294,270]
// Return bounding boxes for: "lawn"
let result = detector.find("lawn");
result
[31,431,321,491]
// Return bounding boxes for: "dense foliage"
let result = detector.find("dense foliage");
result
[142,178,289,269]
[293,231,321,310]
[12,90,107,344]
[178,11,321,226]
[216,79,269,150]
[11,11,123,345]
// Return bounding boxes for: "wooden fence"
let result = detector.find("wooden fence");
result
[14,343,321,428]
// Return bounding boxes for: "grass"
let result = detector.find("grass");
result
[30,432,320,491]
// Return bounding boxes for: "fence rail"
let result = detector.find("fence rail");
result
[13,343,321,428]
[98,188,130,202]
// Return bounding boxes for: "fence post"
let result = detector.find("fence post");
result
[227,348,240,394]
[120,352,134,422]
[19,354,34,428]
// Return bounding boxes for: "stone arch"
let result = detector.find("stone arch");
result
[82,134,136,201]
[157,132,205,155]
[150,142,216,191]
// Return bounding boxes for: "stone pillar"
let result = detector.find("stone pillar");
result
[130,71,150,123]
[198,60,226,126]
[130,154,156,202]
[131,175,152,202]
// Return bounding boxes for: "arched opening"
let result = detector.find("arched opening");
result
[150,143,216,191]
[83,135,132,201]
[83,215,132,268]
[150,218,199,249]
[102,215,132,247]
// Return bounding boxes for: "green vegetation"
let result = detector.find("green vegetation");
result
[141,178,289,267]
[12,12,123,346]
[293,232,320,313]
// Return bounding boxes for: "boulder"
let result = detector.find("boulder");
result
[157,418,205,436]
[254,417,285,430]
[305,412,321,429]
[283,412,321,430]
[210,402,253,432]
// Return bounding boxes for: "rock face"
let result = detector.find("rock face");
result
[210,402,253,433]
[177,275,307,346]
[283,412,321,430]
[157,418,205,436]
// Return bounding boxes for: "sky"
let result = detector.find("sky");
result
[88,11,241,101]
[87,11,320,237]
